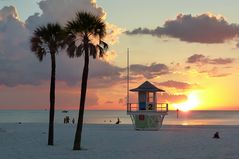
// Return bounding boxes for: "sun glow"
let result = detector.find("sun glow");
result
[174,92,200,111]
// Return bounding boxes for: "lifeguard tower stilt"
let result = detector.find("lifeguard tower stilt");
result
[127,81,168,130]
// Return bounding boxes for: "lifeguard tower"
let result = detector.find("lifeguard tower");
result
[127,81,168,130]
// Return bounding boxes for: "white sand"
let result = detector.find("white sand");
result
[0,123,238,159]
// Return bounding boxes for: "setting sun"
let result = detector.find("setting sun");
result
[174,92,200,111]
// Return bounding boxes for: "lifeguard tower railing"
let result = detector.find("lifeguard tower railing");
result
[127,103,168,115]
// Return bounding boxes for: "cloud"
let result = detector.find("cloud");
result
[0,1,122,87]
[85,90,99,107]
[187,54,234,65]
[185,54,235,78]
[199,67,231,78]
[105,101,114,104]
[158,93,187,104]
[105,23,124,45]
[126,13,239,44]
[185,66,191,70]
[25,0,122,45]
[158,80,199,90]
[55,55,124,88]
[25,0,105,30]
[0,6,38,87]
[0,6,30,59]
[102,50,117,63]
[0,83,99,109]
[237,42,239,48]
[130,63,170,79]
[0,6,18,20]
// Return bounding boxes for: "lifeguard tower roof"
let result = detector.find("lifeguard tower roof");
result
[130,81,165,92]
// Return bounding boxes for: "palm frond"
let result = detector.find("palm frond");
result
[89,43,97,59]
[100,41,109,51]
[30,37,42,52]
[35,48,45,61]
[76,44,84,57]
[30,23,65,61]
[66,41,76,58]
[96,41,108,58]
[64,12,108,59]
[98,45,104,58]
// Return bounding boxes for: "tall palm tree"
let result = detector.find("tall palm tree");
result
[30,23,64,145]
[64,12,108,150]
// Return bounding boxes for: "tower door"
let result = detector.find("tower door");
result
[138,92,146,110]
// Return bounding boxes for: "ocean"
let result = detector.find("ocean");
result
[0,110,239,125]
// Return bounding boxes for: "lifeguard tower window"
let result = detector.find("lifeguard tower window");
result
[148,92,154,103]
[139,92,147,110]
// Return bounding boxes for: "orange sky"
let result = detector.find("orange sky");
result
[0,0,239,110]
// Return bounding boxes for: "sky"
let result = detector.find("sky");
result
[0,0,239,110]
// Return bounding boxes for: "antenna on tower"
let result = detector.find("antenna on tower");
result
[127,48,130,108]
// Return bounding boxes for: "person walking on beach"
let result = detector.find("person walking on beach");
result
[64,116,70,124]
[115,117,121,124]
[213,132,220,139]
[176,108,179,119]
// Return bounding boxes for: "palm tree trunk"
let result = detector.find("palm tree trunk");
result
[73,48,89,150]
[48,53,55,145]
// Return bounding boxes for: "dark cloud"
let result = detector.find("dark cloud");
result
[185,66,191,70]
[209,73,231,77]
[187,54,207,64]
[187,54,234,65]
[126,27,152,35]
[130,63,170,79]
[0,1,122,87]
[199,67,231,78]
[57,56,124,88]
[158,80,199,90]
[185,54,235,78]
[126,13,239,44]
[105,101,114,104]
[210,58,234,65]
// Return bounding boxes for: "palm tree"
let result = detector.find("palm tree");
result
[30,23,64,145]
[64,12,108,150]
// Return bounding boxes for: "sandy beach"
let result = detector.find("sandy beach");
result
[0,123,238,159]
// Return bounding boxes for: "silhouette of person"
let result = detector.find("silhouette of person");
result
[65,116,70,124]
[213,132,220,139]
[176,109,179,118]
[64,117,66,124]
[115,117,121,124]
[72,118,75,124]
